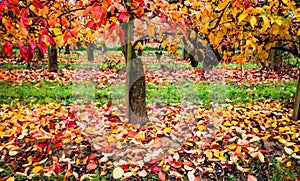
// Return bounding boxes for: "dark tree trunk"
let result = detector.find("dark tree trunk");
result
[293,74,300,121]
[48,44,58,72]
[65,45,71,54]
[87,43,95,61]
[122,20,148,126]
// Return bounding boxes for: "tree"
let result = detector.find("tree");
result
[0,0,191,125]
[0,0,84,72]
[180,0,300,120]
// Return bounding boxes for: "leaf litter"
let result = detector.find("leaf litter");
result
[0,100,299,180]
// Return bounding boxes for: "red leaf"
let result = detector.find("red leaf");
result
[28,41,36,50]
[86,162,98,171]
[120,164,129,171]
[70,29,78,38]
[32,0,44,9]
[54,142,62,148]
[45,34,55,45]
[60,16,68,27]
[17,42,29,61]
[88,153,98,161]
[85,6,92,18]
[2,41,12,56]
[158,171,166,181]
[40,28,48,35]
[39,18,48,27]
[21,8,29,27]
[151,164,162,173]
[49,18,59,27]
[55,164,62,173]
[86,20,95,28]
[244,0,250,9]
[38,43,47,56]
[93,6,105,21]
[119,12,128,22]
[235,0,242,8]
[11,6,20,16]
[63,31,72,42]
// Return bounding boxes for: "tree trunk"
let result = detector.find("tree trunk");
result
[65,45,70,54]
[122,21,148,126]
[102,42,107,53]
[87,43,95,61]
[48,44,58,72]
[293,74,300,121]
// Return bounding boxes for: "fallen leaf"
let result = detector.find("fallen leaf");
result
[32,166,42,174]
[86,162,98,171]
[158,171,166,181]
[247,174,257,181]
[113,167,124,179]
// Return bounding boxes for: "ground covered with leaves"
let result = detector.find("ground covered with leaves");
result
[0,56,300,181]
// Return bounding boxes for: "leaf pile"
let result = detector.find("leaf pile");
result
[0,101,299,180]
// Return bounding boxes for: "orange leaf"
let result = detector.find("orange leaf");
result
[86,162,98,171]
[158,171,166,181]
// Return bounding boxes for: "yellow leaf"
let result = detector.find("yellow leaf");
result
[108,135,115,143]
[252,128,259,134]
[297,29,300,36]
[32,166,42,174]
[250,16,257,28]
[237,165,250,172]
[225,144,236,150]
[161,41,168,49]
[257,152,265,163]
[213,150,220,158]
[260,16,270,33]
[182,6,188,14]
[197,125,205,131]
[232,120,238,126]
[206,150,213,159]
[286,161,292,167]
[7,177,15,181]
[218,2,228,11]
[223,120,231,126]
[113,167,124,179]
[164,127,172,133]
[111,16,118,23]
[275,19,282,26]
[282,0,288,4]
[238,12,248,23]
[294,145,299,152]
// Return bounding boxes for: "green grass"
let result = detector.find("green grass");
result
[0,80,296,108]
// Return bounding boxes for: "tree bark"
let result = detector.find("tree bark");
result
[293,74,300,121]
[122,21,148,126]
[87,43,95,61]
[48,44,58,72]
[65,45,71,54]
